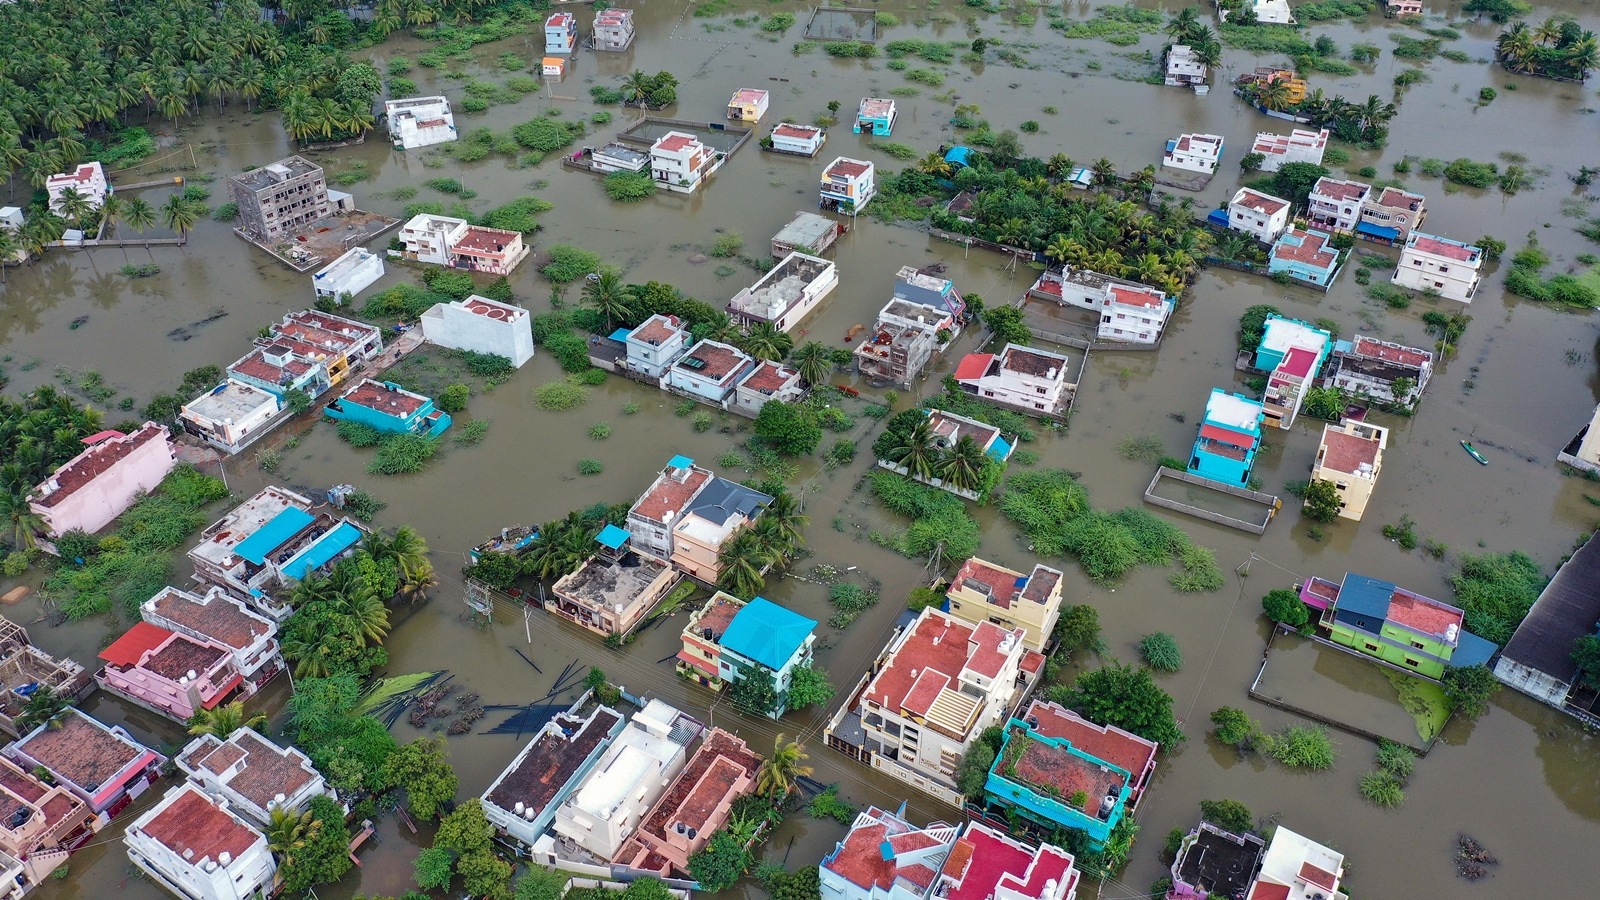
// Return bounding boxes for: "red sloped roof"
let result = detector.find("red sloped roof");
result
[1199,423,1252,448]
[202,674,244,708]
[99,622,176,667]
[954,353,993,381]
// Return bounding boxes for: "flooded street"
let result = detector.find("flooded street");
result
[6,0,1600,897]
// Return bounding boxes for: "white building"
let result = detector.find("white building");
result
[593,8,635,50]
[174,728,332,827]
[626,456,715,563]
[732,360,805,417]
[1250,128,1327,172]
[1392,231,1483,303]
[1163,133,1223,174]
[1099,281,1173,344]
[483,701,626,849]
[398,213,471,267]
[725,251,839,333]
[179,380,286,456]
[666,341,754,407]
[626,314,691,379]
[651,132,719,194]
[770,123,825,157]
[1307,177,1371,233]
[1228,188,1292,244]
[385,96,457,150]
[45,162,110,216]
[820,157,876,216]
[1250,827,1344,900]
[312,246,385,301]
[545,10,577,53]
[1224,0,1296,24]
[124,784,275,900]
[553,700,697,861]
[421,294,535,368]
[819,807,960,900]
[592,143,651,174]
[1325,335,1432,409]
[954,343,1075,417]
[1164,45,1208,89]
[143,585,282,696]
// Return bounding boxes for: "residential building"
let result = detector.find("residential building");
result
[853,98,897,136]
[770,123,825,157]
[45,162,110,216]
[385,96,457,150]
[676,593,743,689]
[982,701,1157,850]
[398,213,470,266]
[27,422,175,547]
[1386,0,1422,15]
[1250,129,1327,172]
[542,56,566,78]
[953,343,1075,418]
[226,342,329,401]
[732,360,805,417]
[593,8,635,50]
[6,709,166,818]
[1309,421,1388,522]
[227,156,329,242]
[1237,67,1307,105]
[483,701,626,847]
[1164,45,1208,89]
[1028,266,1172,345]
[835,608,1029,802]
[1307,177,1371,232]
[0,207,22,264]
[877,409,1016,501]
[818,806,959,900]
[651,132,719,194]
[1188,389,1264,486]
[455,224,531,275]
[717,598,818,717]
[616,728,760,876]
[0,618,92,739]
[1308,572,1498,679]
[1228,188,1292,243]
[267,309,384,386]
[124,784,274,900]
[142,585,281,696]
[592,143,651,174]
[854,295,961,388]
[669,477,772,580]
[1392,231,1482,303]
[772,210,840,257]
[945,558,1063,652]
[1223,0,1295,24]
[935,821,1079,900]
[821,157,876,216]
[96,623,244,724]
[1247,826,1345,900]
[726,251,839,333]
[1324,335,1432,410]
[312,246,385,301]
[628,456,713,562]
[892,265,966,319]
[626,314,691,379]
[175,728,331,827]
[545,10,577,52]
[1163,133,1223,173]
[549,528,680,637]
[324,378,452,437]
[0,754,95,886]
[421,294,535,368]
[728,88,769,123]
[1254,315,1333,430]
[554,700,697,860]
[1494,533,1600,719]
[0,851,23,900]
[178,380,285,455]
[1167,822,1267,900]
[1268,227,1341,287]
[1358,186,1426,243]
[666,340,754,406]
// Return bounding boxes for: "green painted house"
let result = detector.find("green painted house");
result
[1307,573,1497,679]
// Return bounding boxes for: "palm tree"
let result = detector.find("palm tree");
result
[701,311,744,345]
[622,70,653,104]
[123,197,156,248]
[886,419,938,480]
[55,187,92,229]
[0,229,18,282]
[1566,35,1599,79]
[1257,79,1294,111]
[716,530,770,598]
[936,435,990,493]
[14,687,67,733]
[187,700,267,737]
[96,194,126,251]
[265,806,318,861]
[1533,16,1563,47]
[740,322,794,362]
[581,269,630,331]
[755,491,808,557]
[756,734,813,798]
[282,631,339,679]
[1046,153,1075,179]
[917,151,953,178]
[0,491,44,552]
[1166,6,1203,43]
[1091,158,1118,186]
[524,515,594,580]
[335,588,391,647]
[161,194,200,244]
[789,341,833,387]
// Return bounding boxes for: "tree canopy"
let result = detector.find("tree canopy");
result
[382,737,459,820]
[278,796,352,893]
[1049,663,1186,746]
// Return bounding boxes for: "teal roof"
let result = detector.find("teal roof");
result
[596,524,631,550]
[668,455,694,470]
[235,508,316,565]
[281,522,363,580]
[720,598,816,671]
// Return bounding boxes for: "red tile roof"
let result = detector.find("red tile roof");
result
[1247,883,1290,900]
[773,124,820,139]
[140,634,228,681]
[953,353,994,381]
[1199,423,1253,449]
[1373,186,1424,209]
[100,622,177,667]
[31,423,169,509]
[941,823,1077,900]
[953,558,1023,609]
[1235,190,1287,216]
[17,712,150,792]
[631,315,684,345]
[1352,337,1429,368]
[638,729,759,840]
[150,589,269,650]
[464,297,525,320]
[1386,590,1462,639]
[453,226,520,256]
[655,134,698,154]
[1313,177,1370,202]
[1318,427,1380,475]
[730,89,767,104]
[1273,229,1336,268]
[1025,701,1159,787]
[1002,346,1066,378]
[1409,235,1478,262]
[1299,862,1338,890]
[865,612,1020,726]
[1108,285,1163,308]
[740,361,799,393]
[675,342,748,380]
[823,808,953,891]
[341,380,427,418]
[633,465,712,523]
[192,730,316,810]
[230,349,313,384]
[139,787,259,863]
[826,159,871,179]
[1013,732,1121,813]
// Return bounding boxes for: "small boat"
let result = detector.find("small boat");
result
[1460,441,1488,465]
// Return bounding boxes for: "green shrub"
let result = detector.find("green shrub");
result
[605,171,656,202]
[369,434,439,475]
[336,420,384,448]
[542,245,603,282]
[1261,724,1335,770]
[481,196,553,234]
[438,383,470,413]
[533,381,590,411]
[762,11,796,31]
[1360,770,1406,807]
[577,457,604,475]
[1138,633,1182,672]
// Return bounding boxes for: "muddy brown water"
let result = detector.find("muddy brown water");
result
[5,1,1600,897]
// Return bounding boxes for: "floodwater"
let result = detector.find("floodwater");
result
[6,0,1600,897]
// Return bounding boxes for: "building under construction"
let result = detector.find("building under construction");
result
[0,616,93,738]
[854,267,965,387]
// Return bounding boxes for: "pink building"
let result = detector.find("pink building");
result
[95,623,244,725]
[0,755,96,885]
[142,586,282,696]
[616,728,760,875]
[937,821,1080,900]
[5,709,166,818]
[28,423,175,549]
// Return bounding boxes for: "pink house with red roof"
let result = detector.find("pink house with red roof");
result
[1252,315,1332,430]
[1392,231,1482,303]
[937,821,1079,900]
[124,784,275,900]
[819,805,960,900]
[5,709,166,819]
[95,622,245,724]
[616,728,760,875]
[27,422,175,550]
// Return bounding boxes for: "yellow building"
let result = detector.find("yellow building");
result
[944,557,1064,652]
[727,88,770,123]
[1310,420,1389,522]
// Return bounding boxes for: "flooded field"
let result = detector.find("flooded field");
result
[6,0,1600,898]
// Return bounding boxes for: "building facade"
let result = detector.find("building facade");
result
[228,156,329,242]
[398,213,470,266]
[936,821,1079,900]
[669,477,771,581]
[1268,227,1341,287]
[1164,46,1208,88]
[1307,177,1371,232]
[548,531,680,638]
[651,132,719,194]
[1307,572,1498,679]
[954,344,1075,418]
[96,623,243,724]
[45,162,110,216]
[945,558,1064,653]
[770,123,826,157]
[1358,186,1426,243]
[1228,188,1291,243]
[732,360,805,417]
[821,157,876,216]
[627,456,713,563]
[1254,315,1333,430]
[727,89,770,122]
[1324,335,1432,410]
[676,593,745,690]
[593,8,635,50]
[1188,389,1264,486]
[1309,420,1388,522]
[1249,128,1327,171]
[666,341,754,406]
[28,422,175,547]
[324,379,452,436]
[854,296,960,388]
[716,598,818,717]
[179,381,285,456]
[545,11,577,52]
[142,585,281,696]
[726,252,839,333]
[421,295,536,368]
[6,709,166,818]
[1392,231,1482,303]
[0,752,93,888]
[1493,533,1600,717]
[616,728,759,876]
[1163,133,1222,172]
[124,784,274,900]
[819,806,959,900]
[0,617,91,740]
[626,314,691,379]
[174,728,332,826]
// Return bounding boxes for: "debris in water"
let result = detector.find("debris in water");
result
[687,252,708,264]
[69,316,89,330]
[1456,834,1498,880]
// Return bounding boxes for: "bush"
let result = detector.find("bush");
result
[1442,158,1498,189]
[343,491,387,522]
[369,435,440,475]
[1051,663,1185,746]
[604,171,656,202]
[807,786,855,824]
[533,381,589,411]
[438,383,470,413]
[542,245,603,283]
[709,231,744,258]
[1198,799,1254,834]
[1209,707,1258,750]
[1261,724,1335,770]
[1442,665,1499,719]
[754,401,821,456]
[577,458,604,475]
[481,197,553,234]
[1376,739,1416,779]
[1360,770,1406,808]
[2,552,27,577]
[337,420,384,448]
[1449,551,1544,645]
[1303,480,1342,522]
[1138,633,1182,672]
[511,117,584,154]
[1262,588,1310,627]
[762,11,797,30]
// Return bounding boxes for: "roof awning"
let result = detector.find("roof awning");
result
[1356,221,1399,240]
[100,622,176,666]
[235,508,316,565]
[596,524,631,550]
[280,522,363,580]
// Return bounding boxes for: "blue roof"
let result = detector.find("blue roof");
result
[609,328,633,342]
[989,435,1013,460]
[944,146,974,167]
[280,522,363,580]
[596,524,631,550]
[1357,221,1399,240]
[1336,574,1397,620]
[1450,631,1498,668]
[667,455,694,470]
[720,598,816,671]
[1206,208,1231,227]
[235,508,316,565]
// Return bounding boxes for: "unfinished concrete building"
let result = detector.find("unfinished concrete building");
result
[854,298,955,387]
[0,617,93,739]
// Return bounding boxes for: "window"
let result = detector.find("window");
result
[1438,266,1449,274]
[1364,642,1379,652]
[1404,657,1419,667]
[1411,640,1426,650]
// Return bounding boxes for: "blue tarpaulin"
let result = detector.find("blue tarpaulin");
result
[609,328,633,343]
[1356,221,1399,242]
[596,524,631,550]
[235,508,316,565]
[280,522,363,580]
[989,435,1014,460]
[944,146,974,168]
[1206,209,1231,228]
[667,454,694,470]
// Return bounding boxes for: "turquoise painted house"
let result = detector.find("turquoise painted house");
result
[853,97,897,135]
[717,597,817,718]
[1268,226,1343,287]
[1254,314,1333,430]
[1188,388,1264,486]
[324,378,451,437]
[983,716,1139,851]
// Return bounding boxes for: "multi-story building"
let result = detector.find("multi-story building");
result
[945,558,1063,653]
[550,527,680,637]
[398,213,470,266]
[1385,0,1422,14]
[1188,389,1264,486]
[1309,420,1389,522]
[45,162,110,217]
[1249,128,1327,172]
[142,585,281,697]
[1392,231,1483,303]
[6,709,166,818]
[936,821,1079,900]
[616,728,760,876]
[96,623,244,724]
[821,157,876,216]
[627,456,713,563]
[1167,821,1267,900]
[0,618,91,740]
[1228,0,1295,24]
[545,10,578,52]
[1228,188,1291,244]
[178,380,285,456]
[1163,46,1208,89]
[770,123,826,157]
[124,784,275,900]
[819,806,960,900]
[451,224,530,276]
[227,156,329,242]
[953,343,1075,418]
[651,132,719,194]
[1307,177,1371,232]
[226,342,330,401]
[593,8,635,50]
[1254,315,1332,430]
[1162,133,1222,173]
[1268,226,1341,287]
[726,252,839,333]
[267,309,384,387]
[421,295,535,368]
[1247,826,1347,900]
[666,340,754,406]
[174,728,332,827]
[669,477,772,581]
[676,593,745,690]
[553,700,696,860]
[1358,185,1426,243]
[727,89,770,123]
[1324,335,1432,410]
[1299,572,1498,679]
[0,754,94,886]
[312,246,385,301]
[27,422,175,548]
[732,360,805,416]
[325,378,452,436]
[385,96,457,150]
[626,314,691,379]
[853,98,897,136]
[854,295,961,388]
[716,598,818,717]
[482,700,626,848]
[1028,266,1172,345]
[1236,67,1306,104]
